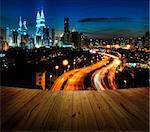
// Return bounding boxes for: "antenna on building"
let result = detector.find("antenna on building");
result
[23,21,27,30]
[19,16,22,28]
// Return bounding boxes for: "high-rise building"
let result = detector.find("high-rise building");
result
[63,17,70,44]
[35,10,46,47]
[0,27,9,42]
[21,33,29,45]
[51,28,55,46]
[12,30,18,45]
[36,10,46,35]
[43,27,50,46]
[64,17,69,33]
[28,36,35,49]
[17,16,28,46]
[36,36,42,46]
[71,28,81,48]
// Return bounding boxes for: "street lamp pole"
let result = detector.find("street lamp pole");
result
[49,74,53,89]
[62,59,69,72]
[55,65,59,76]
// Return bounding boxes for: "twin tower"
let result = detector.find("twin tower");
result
[36,10,46,36]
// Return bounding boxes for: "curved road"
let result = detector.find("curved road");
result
[91,54,121,90]
[52,52,122,90]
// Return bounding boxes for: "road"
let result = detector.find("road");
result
[91,54,121,90]
[52,55,110,90]
[52,52,122,90]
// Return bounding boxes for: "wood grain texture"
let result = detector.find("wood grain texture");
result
[0,86,149,131]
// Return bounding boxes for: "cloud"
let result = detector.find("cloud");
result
[78,17,131,23]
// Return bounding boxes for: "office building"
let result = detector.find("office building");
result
[63,17,70,43]
[51,28,55,46]
[71,28,81,48]
[12,30,18,45]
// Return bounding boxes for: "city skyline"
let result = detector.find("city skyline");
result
[1,0,149,39]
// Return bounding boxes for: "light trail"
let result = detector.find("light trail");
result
[52,51,122,91]
[91,53,121,90]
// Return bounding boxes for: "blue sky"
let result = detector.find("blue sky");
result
[1,0,149,38]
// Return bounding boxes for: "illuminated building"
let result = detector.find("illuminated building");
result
[60,17,74,48]
[0,27,9,42]
[64,17,69,33]
[63,17,70,44]
[71,28,81,48]
[0,41,9,51]
[17,16,28,46]
[43,27,50,47]
[35,10,47,47]
[28,36,35,49]
[12,30,18,46]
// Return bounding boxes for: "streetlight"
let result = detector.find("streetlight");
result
[115,44,120,49]
[49,74,53,88]
[126,44,131,49]
[55,65,59,70]
[62,59,69,72]
[55,65,59,76]
[124,80,127,88]
[50,74,53,78]
[62,59,69,66]
[73,61,76,69]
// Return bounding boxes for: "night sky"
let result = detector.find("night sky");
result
[1,0,149,39]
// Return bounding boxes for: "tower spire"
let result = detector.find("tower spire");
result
[19,16,22,28]
[36,11,40,19]
[41,9,45,19]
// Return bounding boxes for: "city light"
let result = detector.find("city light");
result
[55,65,59,70]
[62,59,69,66]
[126,44,131,49]
[115,44,120,49]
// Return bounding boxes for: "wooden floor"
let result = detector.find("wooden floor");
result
[0,86,149,131]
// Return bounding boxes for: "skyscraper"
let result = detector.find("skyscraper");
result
[35,10,46,47]
[17,16,28,46]
[12,30,18,45]
[51,28,55,46]
[43,27,50,46]
[36,10,46,35]
[64,17,69,33]
[63,17,70,44]
[71,28,81,48]
[0,27,7,41]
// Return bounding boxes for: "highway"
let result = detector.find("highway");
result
[52,52,122,90]
[91,54,121,90]
[63,55,110,90]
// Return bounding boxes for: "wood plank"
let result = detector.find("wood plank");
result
[94,91,134,131]
[12,91,53,130]
[1,90,42,130]
[105,90,149,131]
[79,91,99,131]
[42,91,68,130]
[116,89,149,113]
[130,88,149,98]
[57,91,73,131]
[71,91,87,131]
[0,87,149,131]
[87,91,123,131]
[1,90,41,126]
[28,91,60,130]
